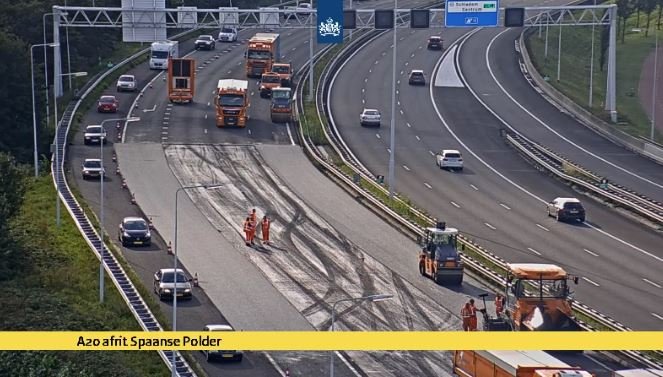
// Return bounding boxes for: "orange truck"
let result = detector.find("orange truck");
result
[454,350,594,377]
[215,79,249,127]
[271,62,293,87]
[246,33,281,78]
[167,57,195,103]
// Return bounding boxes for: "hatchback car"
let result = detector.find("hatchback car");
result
[427,36,443,50]
[547,197,586,222]
[83,125,107,145]
[195,35,216,50]
[153,268,193,301]
[116,74,136,92]
[218,27,238,42]
[201,324,243,362]
[436,150,463,171]
[81,158,105,180]
[97,95,119,113]
[360,108,381,127]
[408,70,426,85]
[118,216,151,247]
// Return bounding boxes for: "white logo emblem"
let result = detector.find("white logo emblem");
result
[319,17,341,37]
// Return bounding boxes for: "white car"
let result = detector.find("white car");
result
[436,150,463,171]
[360,109,381,127]
[83,125,107,145]
[218,27,238,42]
[116,74,136,92]
[201,324,243,362]
[81,158,105,180]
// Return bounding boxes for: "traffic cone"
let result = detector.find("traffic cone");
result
[116,121,121,130]
[121,179,127,189]
[285,368,289,377]
[192,273,199,287]
[115,167,120,175]
[130,193,136,205]
[167,242,173,254]
[148,217,154,229]
[112,152,117,162]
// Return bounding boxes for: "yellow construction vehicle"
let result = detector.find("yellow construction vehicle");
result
[418,221,464,285]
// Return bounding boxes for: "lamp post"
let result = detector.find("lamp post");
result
[98,117,140,304]
[329,294,393,377]
[172,183,223,377]
[387,0,398,199]
[53,71,87,227]
[30,42,59,177]
[43,11,68,151]
[651,28,659,141]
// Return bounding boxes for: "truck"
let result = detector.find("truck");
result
[453,350,594,377]
[495,263,583,332]
[216,79,249,127]
[418,221,464,285]
[271,62,294,87]
[150,40,179,70]
[270,87,293,123]
[167,58,195,104]
[613,370,663,377]
[246,33,280,78]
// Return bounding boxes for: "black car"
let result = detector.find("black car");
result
[195,35,216,50]
[118,217,151,246]
[427,36,443,50]
[408,70,426,85]
[547,197,586,222]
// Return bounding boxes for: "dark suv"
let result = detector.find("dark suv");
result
[118,217,151,246]
[547,197,586,222]
[427,36,443,50]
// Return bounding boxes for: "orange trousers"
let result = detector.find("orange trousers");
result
[462,318,471,331]
[262,228,269,242]
[469,316,478,331]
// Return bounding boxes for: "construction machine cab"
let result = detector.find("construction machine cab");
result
[418,221,464,285]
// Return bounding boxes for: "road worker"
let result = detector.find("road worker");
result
[248,209,258,245]
[249,208,258,225]
[243,217,253,246]
[461,302,472,331]
[469,299,478,331]
[495,293,504,317]
[261,215,271,245]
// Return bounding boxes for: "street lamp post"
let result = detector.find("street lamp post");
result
[388,0,398,199]
[98,117,140,304]
[651,29,659,141]
[42,12,67,153]
[30,42,59,177]
[329,294,393,377]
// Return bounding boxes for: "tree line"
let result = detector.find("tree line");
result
[616,0,663,40]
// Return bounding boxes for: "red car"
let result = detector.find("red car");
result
[97,95,119,113]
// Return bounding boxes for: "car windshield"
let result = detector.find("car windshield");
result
[272,90,290,99]
[430,37,441,41]
[272,65,289,73]
[563,202,584,210]
[247,50,271,60]
[272,97,290,106]
[221,27,235,33]
[124,220,147,230]
[426,233,458,259]
[218,94,245,107]
[262,75,280,83]
[444,153,461,158]
[87,126,104,134]
[364,110,379,116]
[199,35,213,41]
[119,76,134,82]
[84,160,101,168]
[411,72,424,77]
[161,272,188,283]
[100,97,115,103]
[152,50,168,59]
[517,278,568,299]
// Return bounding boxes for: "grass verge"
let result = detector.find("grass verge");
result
[0,176,167,376]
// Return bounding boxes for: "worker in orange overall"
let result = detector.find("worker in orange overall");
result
[248,209,258,245]
[243,216,254,246]
[261,215,271,245]
[495,293,504,317]
[469,299,478,331]
[461,302,472,331]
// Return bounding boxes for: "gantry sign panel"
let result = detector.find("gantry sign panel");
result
[121,0,166,42]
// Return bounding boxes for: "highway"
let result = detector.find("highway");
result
[328,17,663,328]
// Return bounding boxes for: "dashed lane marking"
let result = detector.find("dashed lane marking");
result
[500,203,511,210]
[470,184,478,191]
[424,183,432,189]
[643,278,662,288]
[535,224,550,232]
[484,223,496,230]
[402,165,410,171]
[583,248,599,257]
[450,201,461,208]
[582,277,600,287]
[527,247,542,256]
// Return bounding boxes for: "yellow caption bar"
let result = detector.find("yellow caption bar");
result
[0,332,662,351]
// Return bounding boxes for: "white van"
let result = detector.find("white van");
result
[149,40,179,70]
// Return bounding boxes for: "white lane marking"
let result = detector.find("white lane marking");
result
[286,122,295,146]
[415,135,420,141]
[250,91,255,96]
[399,109,404,115]
[161,131,168,135]
[162,121,169,125]
[248,129,252,135]
[162,126,168,129]
[527,247,542,255]
[535,224,550,232]
[411,53,415,58]
[643,278,662,288]
[407,123,412,128]
[207,102,210,106]
[484,223,496,230]
[397,80,400,84]
[375,60,379,65]
[369,68,372,73]
[429,150,435,156]
[227,70,232,74]
[364,78,368,82]
[376,133,381,139]
[424,183,432,189]
[292,47,297,51]
[362,99,365,104]
[400,70,404,75]
[237,61,242,65]
[204,113,208,120]
[500,203,511,210]
[387,148,391,153]
[470,184,478,191]
[485,30,663,191]
[403,165,410,171]
[450,201,461,208]
[582,277,600,287]
[163,117,170,120]
[405,62,409,66]
[652,313,663,321]
[204,128,208,134]
[362,88,365,93]
[398,101,401,106]
[164,112,171,116]
[436,29,663,264]
[583,248,599,257]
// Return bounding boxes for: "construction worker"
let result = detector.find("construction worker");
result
[261,215,271,245]
[495,293,504,317]
[243,216,253,246]
[248,209,258,245]
[469,299,478,331]
[461,302,472,331]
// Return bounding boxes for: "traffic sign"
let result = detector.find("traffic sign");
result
[445,0,500,27]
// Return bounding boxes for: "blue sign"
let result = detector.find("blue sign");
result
[445,0,499,27]
[317,0,343,43]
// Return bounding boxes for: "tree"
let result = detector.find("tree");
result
[657,0,663,29]
[636,0,647,27]
[0,152,27,281]
[643,0,658,35]
[617,0,636,42]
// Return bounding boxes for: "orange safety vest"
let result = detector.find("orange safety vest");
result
[495,297,504,311]
[249,212,257,223]
[261,218,270,231]
[461,307,472,318]
[243,220,252,232]
[469,306,477,318]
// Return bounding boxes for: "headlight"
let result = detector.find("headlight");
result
[123,231,130,237]
[162,289,171,293]
[146,231,151,238]
[184,289,191,293]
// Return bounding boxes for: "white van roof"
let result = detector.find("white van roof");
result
[217,79,248,91]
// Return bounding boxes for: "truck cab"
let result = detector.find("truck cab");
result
[246,33,281,78]
[259,72,282,98]
[418,221,464,285]
[271,63,293,87]
[216,79,249,127]
[270,87,292,123]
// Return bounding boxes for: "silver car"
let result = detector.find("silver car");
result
[84,125,107,145]
[153,268,193,301]
[360,108,381,127]
[116,74,136,92]
[201,324,243,362]
[81,158,105,180]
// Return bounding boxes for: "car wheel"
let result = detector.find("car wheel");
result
[579,216,585,223]
[236,354,243,362]
[546,208,551,217]
[555,212,561,222]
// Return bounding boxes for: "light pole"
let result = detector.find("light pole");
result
[387,0,398,199]
[43,11,67,149]
[651,28,659,141]
[30,42,59,177]
[53,71,87,227]
[172,183,223,377]
[588,0,596,108]
[98,117,140,304]
[329,294,393,377]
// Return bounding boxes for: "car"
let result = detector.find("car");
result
[201,324,243,362]
[427,36,443,50]
[195,35,216,50]
[296,2,313,16]
[116,74,136,92]
[408,70,426,85]
[83,125,107,145]
[436,149,463,171]
[359,108,381,127]
[118,216,151,247]
[547,197,586,222]
[81,158,105,180]
[259,72,282,98]
[97,95,119,113]
[217,27,238,42]
[153,268,193,301]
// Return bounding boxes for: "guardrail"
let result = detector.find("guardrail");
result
[50,29,202,377]
[295,15,663,370]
